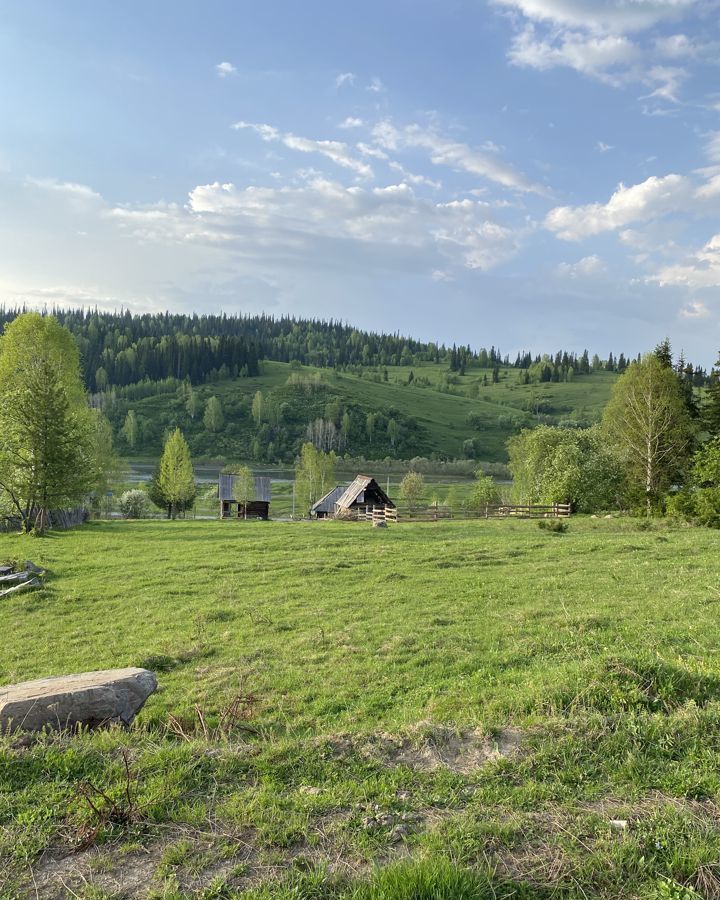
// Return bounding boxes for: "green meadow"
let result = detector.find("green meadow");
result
[2,517,720,899]
[119,361,617,463]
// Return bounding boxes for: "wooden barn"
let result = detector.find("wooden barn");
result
[310,485,346,519]
[334,475,394,517]
[219,474,271,520]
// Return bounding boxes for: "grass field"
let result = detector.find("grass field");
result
[3,518,720,899]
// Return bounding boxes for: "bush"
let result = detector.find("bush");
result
[118,489,150,519]
[538,518,567,533]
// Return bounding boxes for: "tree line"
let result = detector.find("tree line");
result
[0,306,682,395]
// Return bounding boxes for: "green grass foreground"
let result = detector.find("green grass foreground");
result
[2,518,720,899]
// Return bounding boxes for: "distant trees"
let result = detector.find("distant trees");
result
[0,313,98,533]
[252,391,264,426]
[150,428,196,518]
[603,355,693,514]
[121,410,138,449]
[295,444,337,514]
[203,396,224,433]
[400,471,425,508]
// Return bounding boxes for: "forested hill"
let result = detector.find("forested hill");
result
[0,306,651,394]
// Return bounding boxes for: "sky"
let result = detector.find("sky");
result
[1,1,720,363]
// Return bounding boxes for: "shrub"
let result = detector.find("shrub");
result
[118,489,150,519]
[538,518,567,533]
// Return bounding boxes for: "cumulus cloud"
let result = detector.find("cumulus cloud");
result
[339,117,364,129]
[216,61,237,78]
[372,120,544,193]
[233,121,373,178]
[652,234,720,289]
[545,173,698,239]
[335,72,356,88]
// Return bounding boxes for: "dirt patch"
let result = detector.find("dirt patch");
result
[361,722,524,774]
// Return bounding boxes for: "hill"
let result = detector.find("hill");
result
[103,360,618,464]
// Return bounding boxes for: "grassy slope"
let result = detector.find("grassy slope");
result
[2,518,720,898]
[124,362,617,462]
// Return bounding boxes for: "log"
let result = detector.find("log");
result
[0,566,12,576]
[0,578,40,599]
[0,572,29,585]
[24,560,46,576]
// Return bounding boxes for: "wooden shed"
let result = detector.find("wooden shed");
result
[334,475,394,517]
[219,474,271,520]
[310,485,346,519]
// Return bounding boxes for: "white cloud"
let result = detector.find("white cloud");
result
[335,72,356,88]
[597,141,614,152]
[492,0,696,35]
[388,161,442,189]
[25,176,102,203]
[556,254,606,277]
[216,61,237,78]
[339,117,364,129]
[705,131,720,163]
[367,77,385,93]
[545,173,695,239]
[652,234,720,289]
[680,299,710,317]
[509,26,640,84]
[185,178,520,270]
[372,120,544,193]
[233,121,373,178]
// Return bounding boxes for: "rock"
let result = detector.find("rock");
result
[0,668,157,733]
[372,519,388,528]
[609,819,628,831]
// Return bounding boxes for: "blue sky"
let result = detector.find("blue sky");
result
[2,1,720,362]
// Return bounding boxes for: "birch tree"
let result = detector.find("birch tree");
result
[602,355,693,514]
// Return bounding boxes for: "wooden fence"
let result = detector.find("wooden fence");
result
[344,503,570,523]
[0,507,88,533]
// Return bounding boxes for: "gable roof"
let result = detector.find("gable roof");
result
[310,485,346,515]
[219,474,271,503]
[335,475,393,510]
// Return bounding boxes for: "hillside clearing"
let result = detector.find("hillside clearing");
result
[2,519,720,898]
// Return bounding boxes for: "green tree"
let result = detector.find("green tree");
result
[233,465,255,519]
[204,396,224,432]
[468,471,500,509]
[252,391,264,426]
[0,313,96,533]
[155,428,196,519]
[704,352,720,437]
[121,410,139,449]
[186,387,200,420]
[508,425,625,513]
[603,355,694,514]
[294,443,336,514]
[366,413,376,444]
[89,411,125,512]
[387,418,398,447]
[400,471,425,509]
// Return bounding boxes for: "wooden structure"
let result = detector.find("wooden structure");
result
[334,475,395,518]
[219,474,271,520]
[310,485,346,519]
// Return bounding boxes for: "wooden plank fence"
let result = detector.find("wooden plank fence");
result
[340,503,570,523]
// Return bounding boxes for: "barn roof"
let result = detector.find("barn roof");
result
[310,485,346,515]
[219,474,271,503]
[335,475,393,510]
